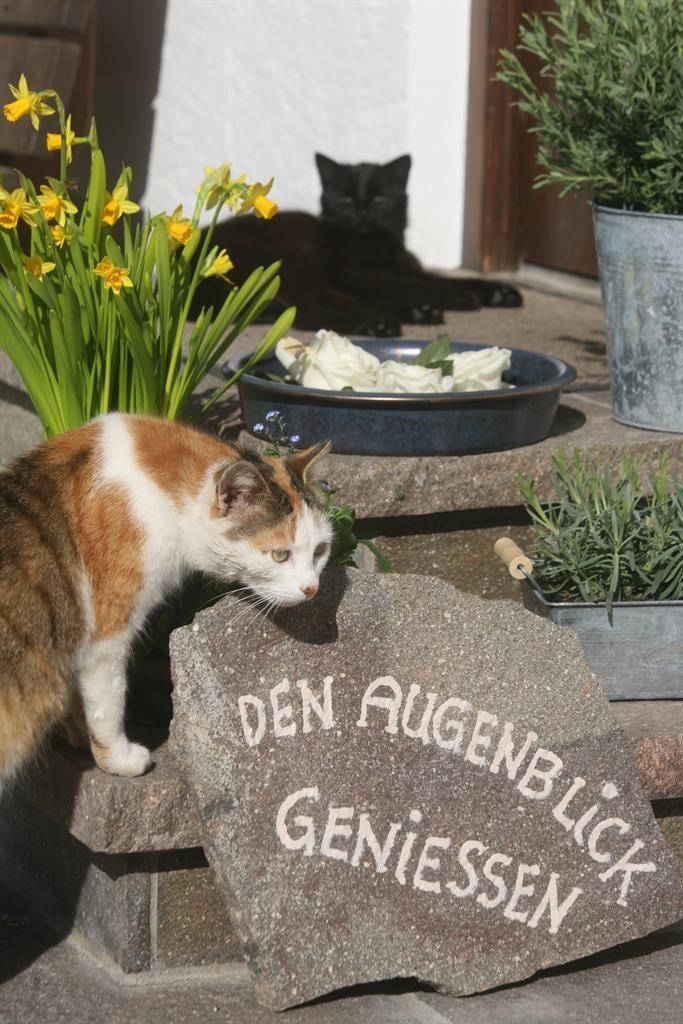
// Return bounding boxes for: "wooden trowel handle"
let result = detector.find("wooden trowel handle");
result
[494,537,533,580]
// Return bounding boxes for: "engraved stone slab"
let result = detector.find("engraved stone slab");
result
[169,571,683,1010]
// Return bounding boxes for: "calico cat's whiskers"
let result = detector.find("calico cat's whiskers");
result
[227,592,277,631]
[193,583,252,616]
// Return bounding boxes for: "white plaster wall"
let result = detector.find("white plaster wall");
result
[134,0,471,268]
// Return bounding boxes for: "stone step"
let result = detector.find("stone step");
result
[323,390,683,518]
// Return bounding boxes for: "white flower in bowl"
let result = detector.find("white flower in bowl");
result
[450,347,512,391]
[276,330,380,390]
[371,360,454,394]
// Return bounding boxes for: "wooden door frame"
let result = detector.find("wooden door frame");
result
[462,0,524,272]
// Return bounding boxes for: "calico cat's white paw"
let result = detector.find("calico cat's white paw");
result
[94,739,152,778]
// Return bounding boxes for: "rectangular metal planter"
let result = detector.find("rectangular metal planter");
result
[522,586,683,701]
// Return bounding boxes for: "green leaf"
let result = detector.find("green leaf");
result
[81,146,106,248]
[359,539,392,573]
[411,334,452,367]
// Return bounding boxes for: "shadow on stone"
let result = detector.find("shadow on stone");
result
[272,567,348,645]
[0,753,84,983]
[0,379,37,415]
[297,974,432,1009]
[462,920,683,1003]
[272,569,350,638]
[558,334,607,359]
[548,402,587,438]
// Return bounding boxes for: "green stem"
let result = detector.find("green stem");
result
[100,291,114,414]
[164,196,225,397]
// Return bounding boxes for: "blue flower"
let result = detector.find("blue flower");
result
[289,434,301,445]
[252,423,265,434]
[319,480,333,493]
[265,409,280,422]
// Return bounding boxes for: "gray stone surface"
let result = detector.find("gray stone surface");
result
[617,702,683,800]
[13,733,200,853]
[318,394,683,518]
[169,571,683,1010]
[368,522,534,602]
[0,790,151,973]
[154,849,241,968]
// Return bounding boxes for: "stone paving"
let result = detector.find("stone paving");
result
[2,881,682,1024]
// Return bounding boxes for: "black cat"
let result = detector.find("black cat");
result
[196,154,522,336]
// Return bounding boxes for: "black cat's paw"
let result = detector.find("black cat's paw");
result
[408,303,444,325]
[445,288,481,311]
[480,282,523,308]
[353,316,402,337]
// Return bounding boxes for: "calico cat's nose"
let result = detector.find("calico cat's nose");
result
[301,583,318,599]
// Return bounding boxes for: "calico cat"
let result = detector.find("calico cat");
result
[0,415,332,783]
[196,154,522,336]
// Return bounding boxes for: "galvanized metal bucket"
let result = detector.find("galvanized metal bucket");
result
[593,204,683,433]
[521,586,683,701]
[495,537,683,700]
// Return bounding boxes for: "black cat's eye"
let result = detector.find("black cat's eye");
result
[372,195,385,204]
[271,549,290,563]
[314,543,329,559]
[341,197,353,204]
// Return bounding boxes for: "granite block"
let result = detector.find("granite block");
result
[154,848,241,968]
[169,571,683,1009]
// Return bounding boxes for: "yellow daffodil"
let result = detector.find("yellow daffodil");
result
[0,187,39,229]
[202,248,234,281]
[253,195,278,220]
[3,74,54,129]
[94,257,133,295]
[38,185,77,227]
[165,205,194,246]
[201,163,233,211]
[239,178,277,218]
[46,114,77,164]
[94,257,113,277]
[22,254,56,281]
[50,224,69,248]
[102,184,140,226]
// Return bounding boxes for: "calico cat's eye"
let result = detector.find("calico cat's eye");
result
[271,548,290,563]
[314,543,329,560]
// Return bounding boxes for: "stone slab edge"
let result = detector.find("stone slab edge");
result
[306,404,683,518]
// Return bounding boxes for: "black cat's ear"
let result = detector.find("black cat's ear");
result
[315,153,339,185]
[284,441,332,485]
[215,460,268,516]
[384,154,411,188]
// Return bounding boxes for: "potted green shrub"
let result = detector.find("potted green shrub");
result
[497,0,683,433]
[498,451,683,700]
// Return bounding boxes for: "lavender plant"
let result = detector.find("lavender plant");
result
[520,452,683,612]
[497,0,683,213]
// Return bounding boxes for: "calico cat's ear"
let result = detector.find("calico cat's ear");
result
[315,153,339,186]
[215,460,268,516]
[384,154,411,188]
[284,441,332,485]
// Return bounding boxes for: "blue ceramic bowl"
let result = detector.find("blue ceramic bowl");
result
[229,340,576,456]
